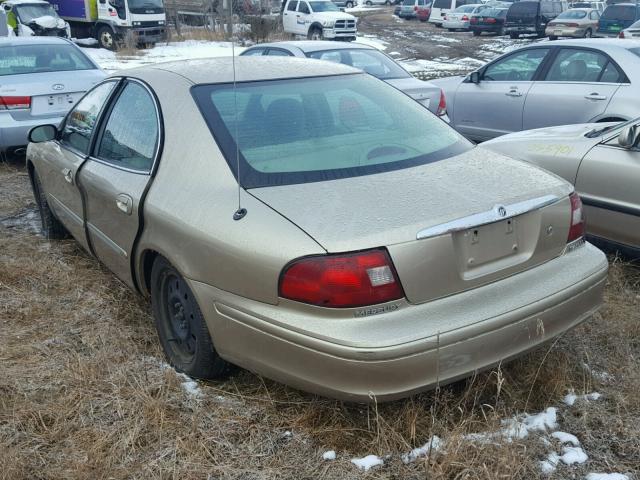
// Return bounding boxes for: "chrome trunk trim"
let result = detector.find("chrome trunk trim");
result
[416,194,559,240]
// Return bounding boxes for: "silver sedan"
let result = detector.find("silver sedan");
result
[241,41,448,118]
[0,36,105,157]
[433,39,640,142]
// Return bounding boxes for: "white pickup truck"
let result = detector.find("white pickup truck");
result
[282,0,357,40]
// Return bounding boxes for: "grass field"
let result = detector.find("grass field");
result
[1,160,638,479]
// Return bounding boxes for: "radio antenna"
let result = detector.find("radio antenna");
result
[231,27,246,221]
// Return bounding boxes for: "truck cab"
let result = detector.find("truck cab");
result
[282,0,357,40]
[48,0,166,50]
[2,0,70,38]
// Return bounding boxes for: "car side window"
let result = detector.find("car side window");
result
[60,82,116,154]
[600,62,623,83]
[243,48,266,56]
[287,1,297,11]
[298,1,310,13]
[95,82,159,173]
[589,10,599,19]
[545,49,610,82]
[267,48,293,56]
[483,48,549,82]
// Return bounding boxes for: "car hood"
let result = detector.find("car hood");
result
[250,148,572,252]
[317,11,356,20]
[480,122,613,185]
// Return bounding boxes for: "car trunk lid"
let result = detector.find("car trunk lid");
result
[385,77,441,113]
[251,149,573,304]
[0,69,104,119]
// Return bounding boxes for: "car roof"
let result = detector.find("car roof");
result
[119,56,360,84]
[3,0,49,5]
[0,37,73,46]
[245,41,376,54]
[544,38,640,49]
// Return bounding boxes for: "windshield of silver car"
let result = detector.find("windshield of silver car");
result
[192,74,471,188]
[0,44,95,76]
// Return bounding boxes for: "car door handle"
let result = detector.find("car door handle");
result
[584,93,607,101]
[61,168,73,184]
[115,194,133,215]
[505,90,522,97]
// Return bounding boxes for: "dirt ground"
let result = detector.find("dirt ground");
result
[1,151,639,480]
[351,7,541,78]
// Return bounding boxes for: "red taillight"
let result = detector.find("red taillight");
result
[567,193,585,243]
[461,15,469,21]
[437,89,446,116]
[470,16,478,23]
[565,22,579,27]
[619,31,625,38]
[486,17,496,23]
[0,96,31,110]
[279,249,404,308]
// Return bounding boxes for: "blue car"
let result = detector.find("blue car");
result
[597,2,640,37]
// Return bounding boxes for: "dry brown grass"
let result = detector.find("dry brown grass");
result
[1,160,638,479]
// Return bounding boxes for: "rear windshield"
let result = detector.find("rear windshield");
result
[601,5,637,20]
[483,7,507,16]
[433,0,452,8]
[192,74,470,188]
[557,9,588,18]
[306,48,411,80]
[0,44,95,76]
[508,1,539,15]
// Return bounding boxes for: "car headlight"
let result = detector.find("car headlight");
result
[158,20,165,25]
[132,21,141,26]
[323,20,335,27]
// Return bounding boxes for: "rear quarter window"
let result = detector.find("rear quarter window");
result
[601,5,637,21]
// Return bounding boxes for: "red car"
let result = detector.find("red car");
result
[417,5,431,21]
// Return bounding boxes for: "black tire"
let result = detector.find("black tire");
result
[472,30,481,36]
[32,170,67,239]
[435,22,443,28]
[97,25,117,50]
[509,32,519,39]
[584,28,592,38]
[548,35,557,40]
[308,26,323,40]
[151,256,231,379]
[366,0,372,5]
[346,0,353,6]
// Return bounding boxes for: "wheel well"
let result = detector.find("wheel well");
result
[26,160,36,192]
[140,249,159,296]
[309,22,323,32]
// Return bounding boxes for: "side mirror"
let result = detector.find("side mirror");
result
[617,125,640,149]
[29,124,58,143]
[469,71,481,84]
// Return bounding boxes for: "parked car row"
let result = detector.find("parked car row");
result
[5,31,638,403]
[394,0,640,40]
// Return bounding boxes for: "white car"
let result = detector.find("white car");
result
[442,3,489,30]
[619,18,640,38]
[282,0,357,40]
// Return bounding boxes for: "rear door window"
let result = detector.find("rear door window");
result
[95,82,159,172]
[483,48,550,81]
[544,49,615,82]
[601,5,636,21]
[60,82,116,154]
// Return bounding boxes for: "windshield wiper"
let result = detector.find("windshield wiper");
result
[585,123,619,138]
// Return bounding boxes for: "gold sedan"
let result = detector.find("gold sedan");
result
[26,57,608,401]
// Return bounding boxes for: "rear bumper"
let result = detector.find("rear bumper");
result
[0,113,64,152]
[504,25,540,34]
[470,25,502,33]
[443,20,469,29]
[545,26,587,37]
[597,30,622,37]
[189,243,607,402]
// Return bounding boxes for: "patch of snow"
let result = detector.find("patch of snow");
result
[176,373,202,398]
[540,452,560,474]
[388,51,400,56]
[282,430,292,438]
[585,474,630,480]
[551,431,580,447]
[351,454,384,471]
[73,37,98,47]
[81,40,244,72]
[559,446,588,465]
[583,363,615,383]
[564,391,602,406]
[401,435,443,464]
[322,450,336,460]
[346,5,382,12]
